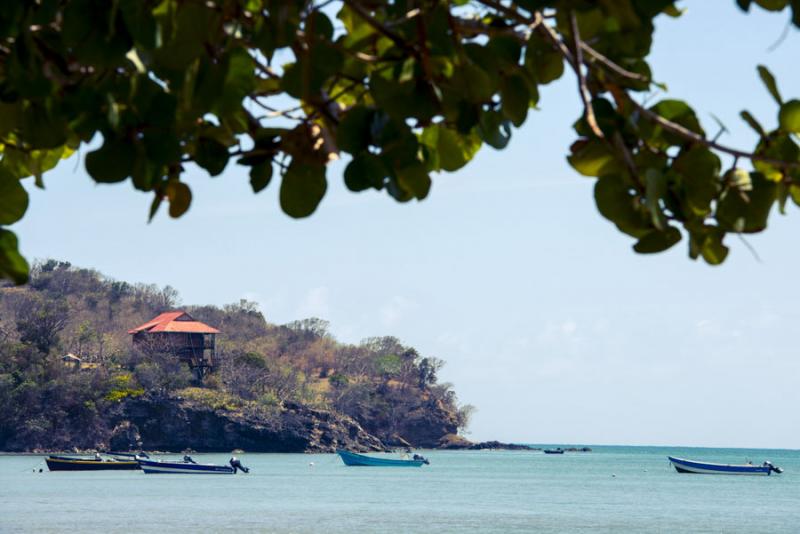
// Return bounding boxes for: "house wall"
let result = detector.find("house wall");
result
[132,332,216,367]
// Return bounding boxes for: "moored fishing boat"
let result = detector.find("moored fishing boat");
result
[337,449,429,467]
[138,456,249,474]
[45,455,140,471]
[543,448,565,454]
[668,456,783,476]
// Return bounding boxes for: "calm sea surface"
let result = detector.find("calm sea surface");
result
[1,446,798,533]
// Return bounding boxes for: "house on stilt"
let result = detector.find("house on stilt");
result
[128,311,220,378]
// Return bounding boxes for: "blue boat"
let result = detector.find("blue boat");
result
[543,448,565,454]
[138,456,249,475]
[668,456,783,476]
[337,449,429,467]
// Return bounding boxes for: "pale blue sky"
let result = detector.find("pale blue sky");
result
[15,2,800,448]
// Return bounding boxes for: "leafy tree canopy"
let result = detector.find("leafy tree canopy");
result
[1,0,800,283]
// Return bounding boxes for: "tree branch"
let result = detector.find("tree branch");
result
[569,11,604,138]
[250,98,308,121]
[628,97,800,170]
[580,43,649,83]
[344,1,419,57]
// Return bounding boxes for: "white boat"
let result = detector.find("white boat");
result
[668,456,782,476]
[138,456,249,474]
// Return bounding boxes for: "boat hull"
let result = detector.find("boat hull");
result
[337,449,426,467]
[668,456,773,476]
[45,457,140,471]
[138,459,235,474]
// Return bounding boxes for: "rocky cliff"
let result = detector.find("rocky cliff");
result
[106,396,387,453]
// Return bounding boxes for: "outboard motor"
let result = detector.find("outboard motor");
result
[763,461,783,474]
[230,457,250,474]
[183,455,197,464]
[412,454,430,465]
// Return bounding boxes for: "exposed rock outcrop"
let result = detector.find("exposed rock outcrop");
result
[383,400,459,448]
[107,396,387,453]
[437,434,539,451]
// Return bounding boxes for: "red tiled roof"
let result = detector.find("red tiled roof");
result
[128,311,220,335]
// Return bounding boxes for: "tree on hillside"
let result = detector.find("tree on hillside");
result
[1,1,799,282]
[13,295,69,355]
[285,317,331,339]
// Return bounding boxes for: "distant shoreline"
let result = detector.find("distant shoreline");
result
[0,446,591,455]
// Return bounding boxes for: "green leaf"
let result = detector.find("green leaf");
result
[420,124,481,172]
[789,183,800,206]
[308,11,334,41]
[143,129,181,166]
[690,227,729,265]
[457,61,494,103]
[0,166,28,225]
[757,64,782,104]
[644,168,667,230]
[500,73,531,127]
[2,145,69,181]
[487,35,522,66]
[672,146,721,216]
[344,152,386,191]
[633,227,682,253]
[280,161,327,218]
[717,172,776,233]
[21,102,67,149]
[645,100,705,146]
[524,32,564,85]
[148,193,163,222]
[119,0,157,49]
[370,76,437,122]
[593,174,649,237]
[165,182,192,218]
[250,162,273,193]
[62,0,132,67]
[337,105,374,154]
[86,136,135,183]
[194,137,229,177]
[0,229,29,284]
[754,0,789,11]
[217,48,257,116]
[152,1,219,70]
[567,139,621,177]
[663,5,685,17]
[282,42,344,100]
[394,164,431,200]
[792,0,800,27]
[778,99,800,133]
[740,110,766,137]
[701,235,729,265]
[574,98,619,138]
[255,1,299,57]
[477,111,512,149]
[132,152,161,192]
[725,168,752,191]
[753,133,800,182]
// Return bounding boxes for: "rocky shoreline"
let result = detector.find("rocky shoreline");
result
[106,396,388,453]
[437,434,592,452]
[3,394,591,454]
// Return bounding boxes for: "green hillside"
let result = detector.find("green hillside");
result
[0,260,473,451]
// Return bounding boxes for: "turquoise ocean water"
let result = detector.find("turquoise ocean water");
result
[1,446,798,533]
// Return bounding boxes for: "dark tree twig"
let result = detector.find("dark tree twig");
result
[569,11,604,138]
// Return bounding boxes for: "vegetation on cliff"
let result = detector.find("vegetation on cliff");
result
[0,260,473,451]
